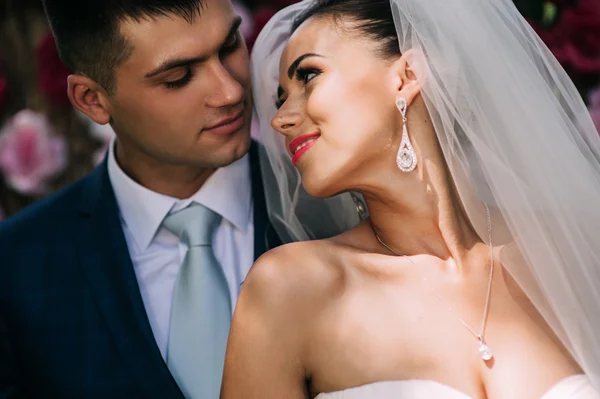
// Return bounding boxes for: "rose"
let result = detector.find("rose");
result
[36,32,72,109]
[0,110,67,195]
[534,0,600,76]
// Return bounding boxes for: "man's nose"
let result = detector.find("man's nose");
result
[205,62,244,108]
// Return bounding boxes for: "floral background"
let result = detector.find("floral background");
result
[0,0,599,220]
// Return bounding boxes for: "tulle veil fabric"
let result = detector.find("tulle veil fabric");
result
[251,0,600,389]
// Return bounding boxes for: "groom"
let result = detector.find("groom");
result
[0,0,279,397]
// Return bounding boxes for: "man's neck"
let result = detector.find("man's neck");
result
[115,141,216,200]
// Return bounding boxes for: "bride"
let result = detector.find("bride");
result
[221,0,600,398]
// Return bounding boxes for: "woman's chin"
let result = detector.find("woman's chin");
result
[300,172,342,199]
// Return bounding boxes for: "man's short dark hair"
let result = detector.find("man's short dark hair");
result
[42,0,204,94]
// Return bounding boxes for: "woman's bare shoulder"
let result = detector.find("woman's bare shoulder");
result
[238,239,353,316]
[238,221,379,320]
[248,239,344,286]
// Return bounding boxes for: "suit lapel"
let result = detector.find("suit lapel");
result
[73,144,277,394]
[75,160,184,398]
[249,141,281,261]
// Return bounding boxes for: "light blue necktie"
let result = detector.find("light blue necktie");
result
[162,204,232,399]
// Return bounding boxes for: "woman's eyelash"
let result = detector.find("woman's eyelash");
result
[275,67,322,108]
[295,67,322,85]
[164,68,194,89]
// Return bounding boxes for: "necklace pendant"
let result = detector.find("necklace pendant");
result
[478,338,493,361]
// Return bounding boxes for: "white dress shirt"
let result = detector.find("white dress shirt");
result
[107,142,254,360]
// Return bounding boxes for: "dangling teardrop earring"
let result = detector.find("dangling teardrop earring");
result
[396,98,417,172]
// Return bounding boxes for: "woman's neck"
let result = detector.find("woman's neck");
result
[363,156,481,272]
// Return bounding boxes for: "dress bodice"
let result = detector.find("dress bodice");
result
[315,375,599,398]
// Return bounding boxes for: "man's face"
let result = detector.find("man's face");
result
[108,0,252,170]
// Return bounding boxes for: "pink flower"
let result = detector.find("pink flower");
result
[534,0,600,76]
[589,86,600,133]
[0,110,67,195]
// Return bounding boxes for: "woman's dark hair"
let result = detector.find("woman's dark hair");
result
[292,0,400,59]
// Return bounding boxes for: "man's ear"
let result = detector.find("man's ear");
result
[67,74,112,125]
[392,49,428,106]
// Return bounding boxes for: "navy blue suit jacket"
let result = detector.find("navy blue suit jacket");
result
[0,142,279,398]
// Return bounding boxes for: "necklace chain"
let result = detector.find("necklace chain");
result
[374,206,494,348]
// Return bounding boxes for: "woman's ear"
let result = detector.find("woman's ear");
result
[67,74,112,125]
[392,49,428,106]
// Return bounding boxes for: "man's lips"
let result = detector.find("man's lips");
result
[289,132,321,166]
[204,111,245,135]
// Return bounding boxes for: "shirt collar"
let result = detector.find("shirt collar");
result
[107,140,252,252]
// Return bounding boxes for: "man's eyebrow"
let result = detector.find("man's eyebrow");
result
[287,53,323,79]
[144,16,243,79]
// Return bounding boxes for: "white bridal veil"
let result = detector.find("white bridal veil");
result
[251,0,600,388]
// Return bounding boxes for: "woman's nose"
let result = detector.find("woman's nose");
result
[271,105,304,134]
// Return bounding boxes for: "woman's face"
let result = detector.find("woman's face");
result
[272,17,403,197]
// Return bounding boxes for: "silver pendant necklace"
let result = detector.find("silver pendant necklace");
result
[373,205,495,361]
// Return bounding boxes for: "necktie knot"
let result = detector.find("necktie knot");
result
[162,204,221,247]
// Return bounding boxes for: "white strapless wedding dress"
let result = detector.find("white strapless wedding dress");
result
[316,375,599,398]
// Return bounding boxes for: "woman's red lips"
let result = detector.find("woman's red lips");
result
[289,132,321,166]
